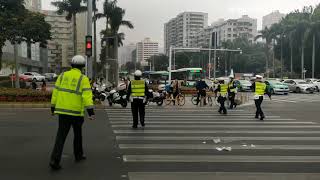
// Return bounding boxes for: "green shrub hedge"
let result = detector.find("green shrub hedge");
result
[0,80,27,88]
[0,88,52,102]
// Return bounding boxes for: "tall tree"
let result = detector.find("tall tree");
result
[255,27,274,78]
[0,0,25,70]
[51,0,87,55]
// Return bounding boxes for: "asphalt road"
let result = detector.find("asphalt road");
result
[1,93,320,180]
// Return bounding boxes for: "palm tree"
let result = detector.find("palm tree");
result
[51,0,87,56]
[255,27,274,78]
[307,5,320,78]
[109,7,133,85]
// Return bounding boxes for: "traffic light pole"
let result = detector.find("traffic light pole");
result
[86,0,93,79]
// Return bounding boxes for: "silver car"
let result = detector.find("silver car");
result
[283,79,315,93]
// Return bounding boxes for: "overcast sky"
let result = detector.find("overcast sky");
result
[42,0,320,47]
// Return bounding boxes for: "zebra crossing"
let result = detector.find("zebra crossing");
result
[269,93,320,103]
[107,107,320,180]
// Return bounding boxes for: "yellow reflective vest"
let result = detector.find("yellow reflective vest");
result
[220,84,228,96]
[229,80,237,93]
[51,68,93,117]
[255,82,266,96]
[131,80,145,97]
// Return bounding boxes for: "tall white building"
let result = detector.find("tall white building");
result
[164,12,208,55]
[262,10,286,29]
[136,38,159,67]
[118,43,136,65]
[192,15,258,48]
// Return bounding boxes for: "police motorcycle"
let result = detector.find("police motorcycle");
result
[92,83,111,102]
[146,84,166,106]
[106,83,128,108]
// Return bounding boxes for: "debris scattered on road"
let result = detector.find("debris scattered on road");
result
[242,144,248,147]
[213,138,221,144]
[202,141,207,144]
[224,147,232,151]
[251,144,256,148]
[216,147,223,151]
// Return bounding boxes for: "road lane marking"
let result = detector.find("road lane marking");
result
[123,155,320,163]
[119,144,320,150]
[112,125,320,128]
[113,130,320,134]
[116,136,320,141]
[110,121,312,124]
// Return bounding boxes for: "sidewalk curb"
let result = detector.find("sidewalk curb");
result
[0,103,107,109]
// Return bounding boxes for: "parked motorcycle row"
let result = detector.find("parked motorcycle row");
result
[92,83,167,108]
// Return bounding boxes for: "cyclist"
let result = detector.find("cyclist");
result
[172,79,181,105]
[215,79,228,114]
[196,78,209,105]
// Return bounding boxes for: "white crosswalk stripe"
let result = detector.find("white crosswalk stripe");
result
[106,107,320,179]
[268,93,320,103]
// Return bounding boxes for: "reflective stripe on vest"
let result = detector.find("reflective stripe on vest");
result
[255,82,266,96]
[55,74,84,95]
[131,80,145,97]
[220,84,228,96]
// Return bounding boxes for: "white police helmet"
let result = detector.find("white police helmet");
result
[256,75,263,79]
[134,70,142,77]
[71,55,86,66]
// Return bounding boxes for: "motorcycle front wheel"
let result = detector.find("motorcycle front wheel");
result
[121,101,128,108]
[156,99,164,106]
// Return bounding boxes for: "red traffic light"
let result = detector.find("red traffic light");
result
[86,42,92,49]
[85,35,92,57]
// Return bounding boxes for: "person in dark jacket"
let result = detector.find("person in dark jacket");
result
[31,79,38,90]
[196,79,209,105]
[127,70,149,128]
[228,76,237,109]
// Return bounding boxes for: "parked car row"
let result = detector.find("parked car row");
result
[9,72,58,82]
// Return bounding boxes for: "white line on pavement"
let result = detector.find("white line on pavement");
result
[123,155,320,163]
[113,130,320,134]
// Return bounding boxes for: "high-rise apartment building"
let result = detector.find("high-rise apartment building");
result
[164,12,208,55]
[192,15,258,48]
[262,10,286,29]
[42,10,73,72]
[42,10,87,72]
[136,38,159,66]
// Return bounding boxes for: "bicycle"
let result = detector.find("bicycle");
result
[165,91,185,106]
[191,91,213,106]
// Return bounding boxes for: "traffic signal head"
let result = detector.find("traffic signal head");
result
[85,35,92,57]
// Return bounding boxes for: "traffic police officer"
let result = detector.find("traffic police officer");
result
[127,70,148,128]
[215,80,228,114]
[50,55,95,170]
[228,75,237,109]
[252,75,270,120]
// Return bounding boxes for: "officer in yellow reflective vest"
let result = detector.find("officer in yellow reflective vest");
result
[49,55,95,170]
[228,75,237,109]
[215,80,228,114]
[127,70,148,129]
[252,75,269,121]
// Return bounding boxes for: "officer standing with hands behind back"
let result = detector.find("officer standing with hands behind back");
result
[50,55,95,170]
[228,75,237,109]
[127,70,148,129]
[251,75,271,121]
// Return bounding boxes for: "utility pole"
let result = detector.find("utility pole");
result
[213,32,217,79]
[86,0,93,79]
[208,33,212,79]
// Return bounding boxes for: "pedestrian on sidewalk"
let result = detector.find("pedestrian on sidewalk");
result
[127,70,148,129]
[215,79,228,114]
[41,79,46,91]
[49,55,95,170]
[251,75,271,121]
